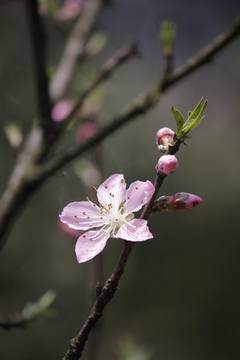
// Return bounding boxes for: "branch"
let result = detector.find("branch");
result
[161,17,240,90]
[0,290,56,331]
[61,165,169,359]
[42,17,240,178]
[49,0,103,102]
[61,19,240,357]
[66,42,139,121]
[25,0,57,145]
[0,43,137,250]
[0,18,239,252]
[0,314,28,331]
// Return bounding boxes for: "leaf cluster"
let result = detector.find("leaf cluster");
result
[171,97,208,140]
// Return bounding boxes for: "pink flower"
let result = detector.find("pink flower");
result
[171,192,202,211]
[51,100,74,122]
[60,174,155,263]
[157,155,178,175]
[76,122,99,140]
[156,127,175,153]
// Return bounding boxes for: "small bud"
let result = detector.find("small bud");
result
[156,127,175,153]
[4,122,23,148]
[171,192,202,212]
[157,155,178,175]
[51,100,74,122]
[76,121,99,140]
[159,19,177,54]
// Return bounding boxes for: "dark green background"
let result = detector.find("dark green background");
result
[1,0,240,359]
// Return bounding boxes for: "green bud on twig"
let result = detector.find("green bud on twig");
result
[159,19,177,52]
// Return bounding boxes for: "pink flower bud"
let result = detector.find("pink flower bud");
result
[156,127,175,152]
[152,193,202,213]
[51,100,74,122]
[157,155,178,175]
[76,122,99,140]
[171,192,202,212]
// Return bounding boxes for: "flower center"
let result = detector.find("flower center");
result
[99,202,133,238]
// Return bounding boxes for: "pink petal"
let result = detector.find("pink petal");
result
[185,194,202,210]
[125,180,155,214]
[60,201,105,230]
[156,127,174,145]
[58,219,83,239]
[97,174,126,211]
[75,229,110,263]
[117,219,153,242]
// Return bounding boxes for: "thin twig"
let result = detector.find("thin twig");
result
[161,17,240,90]
[49,0,103,102]
[61,20,240,358]
[0,314,28,331]
[66,42,139,121]
[0,43,137,249]
[43,17,240,178]
[61,155,172,359]
[0,18,240,252]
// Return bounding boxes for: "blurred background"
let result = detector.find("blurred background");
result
[1,0,240,359]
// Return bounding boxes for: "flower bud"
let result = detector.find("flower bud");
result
[171,192,202,212]
[51,100,74,122]
[156,127,175,153]
[76,121,99,140]
[152,193,202,213]
[157,155,178,175]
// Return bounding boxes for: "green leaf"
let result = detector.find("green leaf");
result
[176,97,208,139]
[22,290,57,324]
[171,106,184,132]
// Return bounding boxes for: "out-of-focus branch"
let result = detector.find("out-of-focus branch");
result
[42,17,240,178]
[0,290,56,331]
[161,17,240,90]
[0,313,28,331]
[49,0,103,102]
[0,18,240,252]
[25,0,58,146]
[66,42,139,121]
[0,43,138,250]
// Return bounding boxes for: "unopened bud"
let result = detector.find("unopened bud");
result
[171,192,202,212]
[76,121,99,140]
[157,155,178,175]
[156,127,175,153]
[152,193,202,213]
[51,100,74,122]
